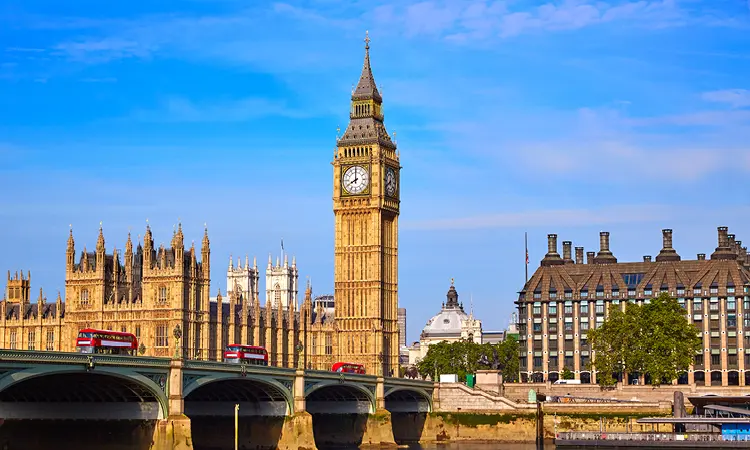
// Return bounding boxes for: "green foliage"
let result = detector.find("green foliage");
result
[398,366,406,378]
[560,366,574,380]
[588,293,701,387]
[430,412,532,426]
[416,336,520,382]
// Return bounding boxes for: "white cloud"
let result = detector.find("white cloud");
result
[702,89,750,109]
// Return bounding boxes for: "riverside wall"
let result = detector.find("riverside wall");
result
[500,382,745,406]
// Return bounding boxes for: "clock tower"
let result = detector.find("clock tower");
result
[333,32,400,376]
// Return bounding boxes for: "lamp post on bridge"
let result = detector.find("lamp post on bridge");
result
[173,324,182,360]
[295,341,304,370]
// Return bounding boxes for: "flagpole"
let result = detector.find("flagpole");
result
[525,232,529,283]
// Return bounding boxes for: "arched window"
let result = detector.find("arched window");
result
[274,283,281,307]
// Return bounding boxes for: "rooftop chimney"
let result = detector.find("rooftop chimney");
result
[697,253,706,261]
[643,255,652,262]
[656,228,681,262]
[594,231,617,264]
[562,241,574,264]
[711,226,735,260]
[575,246,584,264]
[541,234,564,266]
[586,251,595,264]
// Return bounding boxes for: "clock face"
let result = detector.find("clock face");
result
[385,167,397,196]
[342,165,369,195]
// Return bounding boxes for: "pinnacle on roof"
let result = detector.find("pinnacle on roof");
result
[352,31,382,102]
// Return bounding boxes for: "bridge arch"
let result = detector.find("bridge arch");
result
[305,381,376,414]
[183,374,293,416]
[384,387,433,413]
[0,366,169,420]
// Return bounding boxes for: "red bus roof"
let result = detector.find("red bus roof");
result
[332,362,365,369]
[226,344,267,351]
[78,328,137,339]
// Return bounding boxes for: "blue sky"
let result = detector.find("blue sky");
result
[1,0,749,343]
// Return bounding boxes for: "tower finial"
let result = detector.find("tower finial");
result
[364,30,370,49]
[451,277,454,286]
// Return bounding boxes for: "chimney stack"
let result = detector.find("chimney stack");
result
[697,253,706,261]
[656,228,681,262]
[575,247,584,264]
[541,234,564,266]
[562,241,573,264]
[594,231,617,264]
[644,255,652,262]
[586,251,595,264]
[711,226,735,260]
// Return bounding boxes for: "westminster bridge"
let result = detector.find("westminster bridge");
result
[0,350,433,450]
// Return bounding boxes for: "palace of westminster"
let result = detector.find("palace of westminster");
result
[0,34,401,376]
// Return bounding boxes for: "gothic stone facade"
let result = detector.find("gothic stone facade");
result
[0,36,401,373]
[517,227,750,387]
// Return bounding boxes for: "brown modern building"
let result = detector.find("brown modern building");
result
[517,227,750,387]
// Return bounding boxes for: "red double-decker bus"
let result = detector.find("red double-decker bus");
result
[223,344,269,365]
[332,362,366,374]
[76,328,138,356]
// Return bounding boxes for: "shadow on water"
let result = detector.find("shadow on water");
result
[0,420,156,450]
[391,412,427,444]
[311,413,368,449]
[191,416,285,450]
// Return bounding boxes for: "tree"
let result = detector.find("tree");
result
[589,293,701,386]
[640,294,702,384]
[416,337,520,382]
[560,366,574,380]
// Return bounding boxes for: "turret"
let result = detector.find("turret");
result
[66,226,75,270]
[174,222,185,266]
[201,224,210,277]
[96,223,106,272]
[125,232,134,281]
[144,224,154,267]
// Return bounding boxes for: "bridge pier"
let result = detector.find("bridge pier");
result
[275,369,317,450]
[152,359,193,450]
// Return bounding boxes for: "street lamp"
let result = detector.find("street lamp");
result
[295,341,304,370]
[173,324,182,359]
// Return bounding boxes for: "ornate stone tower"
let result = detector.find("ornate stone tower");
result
[266,253,299,309]
[227,254,259,305]
[333,33,400,376]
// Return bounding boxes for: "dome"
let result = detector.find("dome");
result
[420,281,468,338]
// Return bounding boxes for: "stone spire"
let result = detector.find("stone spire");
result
[96,222,105,253]
[125,231,133,255]
[352,31,381,102]
[337,31,396,150]
[67,225,75,252]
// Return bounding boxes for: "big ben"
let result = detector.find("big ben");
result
[333,32,400,376]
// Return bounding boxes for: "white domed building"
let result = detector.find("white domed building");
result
[407,281,505,366]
